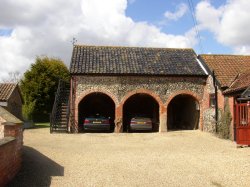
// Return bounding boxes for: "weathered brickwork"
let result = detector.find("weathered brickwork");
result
[202,75,235,140]
[76,76,205,102]
[72,75,207,132]
[0,122,23,186]
[202,75,229,132]
[202,75,216,132]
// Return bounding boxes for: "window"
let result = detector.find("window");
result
[209,94,216,107]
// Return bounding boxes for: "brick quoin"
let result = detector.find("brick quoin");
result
[74,88,119,132]
[165,90,203,131]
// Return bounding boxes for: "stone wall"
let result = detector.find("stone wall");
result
[202,75,216,133]
[72,75,207,132]
[0,122,23,186]
[202,75,236,140]
[76,76,205,102]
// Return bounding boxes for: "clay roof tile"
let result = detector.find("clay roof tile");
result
[70,45,206,76]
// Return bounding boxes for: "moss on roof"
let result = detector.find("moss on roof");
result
[70,45,206,76]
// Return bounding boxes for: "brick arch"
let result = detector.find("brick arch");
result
[76,88,119,107]
[118,88,165,132]
[74,89,119,132]
[120,88,164,106]
[165,90,203,130]
[165,90,201,107]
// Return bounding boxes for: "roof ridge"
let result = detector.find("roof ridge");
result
[74,44,194,51]
[200,54,250,57]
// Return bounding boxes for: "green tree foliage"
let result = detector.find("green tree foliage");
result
[21,56,70,122]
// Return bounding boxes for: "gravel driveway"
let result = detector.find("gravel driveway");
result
[8,128,250,187]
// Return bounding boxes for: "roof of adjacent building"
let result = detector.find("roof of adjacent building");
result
[70,45,206,76]
[0,83,17,102]
[242,86,250,98]
[0,106,22,123]
[223,70,250,94]
[199,55,250,88]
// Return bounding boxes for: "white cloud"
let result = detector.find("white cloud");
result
[234,46,250,55]
[0,0,197,81]
[196,0,250,54]
[128,0,136,4]
[195,1,223,33]
[164,3,188,21]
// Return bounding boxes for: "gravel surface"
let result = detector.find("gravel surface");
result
[8,128,250,187]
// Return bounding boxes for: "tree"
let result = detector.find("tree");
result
[20,56,70,122]
[3,71,22,83]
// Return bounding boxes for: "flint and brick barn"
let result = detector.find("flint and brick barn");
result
[62,45,209,133]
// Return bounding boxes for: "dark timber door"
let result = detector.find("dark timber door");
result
[235,102,250,145]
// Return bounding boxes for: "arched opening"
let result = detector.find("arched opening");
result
[78,92,115,132]
[123,93,159,132]
[167,94,200,130]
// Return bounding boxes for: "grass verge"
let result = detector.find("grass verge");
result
[34,122,50,129]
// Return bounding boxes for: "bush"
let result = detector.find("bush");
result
[217,97,232,139]
[23,100,36,120]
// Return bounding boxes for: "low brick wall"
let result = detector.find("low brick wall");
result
[0,122,23,186]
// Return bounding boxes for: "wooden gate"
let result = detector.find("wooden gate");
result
[235,102,250,145]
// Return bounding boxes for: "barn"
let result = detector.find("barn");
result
[51,45,209,133]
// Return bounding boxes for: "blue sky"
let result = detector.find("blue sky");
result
[0,0,250,81]
[126,0,231,54]
[0,28,12,36]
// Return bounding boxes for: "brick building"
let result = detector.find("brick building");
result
[198,55,250,140]
[0,83,23,120]
[62,45,210,133]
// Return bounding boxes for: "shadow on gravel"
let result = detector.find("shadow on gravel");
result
[7,146,64,187]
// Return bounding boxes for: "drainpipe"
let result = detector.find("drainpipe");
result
[212,71,218,132]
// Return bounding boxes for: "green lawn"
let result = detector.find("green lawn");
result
[34,122,50,128]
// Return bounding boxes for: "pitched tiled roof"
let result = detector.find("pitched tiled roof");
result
[70,45,206,76]
[223,70,250,94]
[0,83,17,101]
[199,55,250,88]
